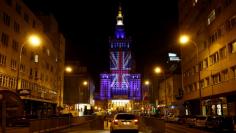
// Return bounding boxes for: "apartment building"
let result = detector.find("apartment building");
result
[0,0,65,118]
[179,0,236,116]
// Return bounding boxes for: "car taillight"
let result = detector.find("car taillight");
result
[113,119,118,125]
[134,119,138,124]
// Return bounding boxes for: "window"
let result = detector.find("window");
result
[219,46,227,59]
[24,13,29,23]
[210,52,219,65]
[1,33,9,47]
[212,73,221,84]
[194,82,198,90]
[14,21,20,33]
[29,68,33,79]
[5,0,12,6]
[228,40,236,53]
[221,69,228,81]
[35,70,38,80]
[203,58,208,69]
[20,64,25,72]
[208,9,216,25]
[12,40,19,51]
[15,3,21,14]
[32,20,36,28]
[3,12,10,26]
[224,0,232,7]
[231,66,236,78]
[22,47,26,55]
[34,54,39,63]
[226,15,236,31]
[199,80,204,89]
[10,59,17,70]
[205,77,210,86]
[0,53,7,65]
[46,49,50,56]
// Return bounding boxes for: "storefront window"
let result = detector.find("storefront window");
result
[222,104,228,116]
[212,105,216,115]
[217,104,222,115]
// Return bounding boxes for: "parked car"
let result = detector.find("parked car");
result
[110,113,139,133]
[195,115,207,128]
[185,115,196,127]
[206,116,219,129]
[206,116,233,131]
[232,116,236,132]
[176,115,186,124]
[7,115,30,127]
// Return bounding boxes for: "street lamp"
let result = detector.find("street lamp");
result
[79,80,88,103]
[179,35,201,115]
[154,66,167,107]
[16,34,42,93]
[65,66,73,73]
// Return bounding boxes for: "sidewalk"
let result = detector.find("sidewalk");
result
[0,127,29,133]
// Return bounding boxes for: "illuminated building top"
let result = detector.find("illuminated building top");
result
[99,5,141,100]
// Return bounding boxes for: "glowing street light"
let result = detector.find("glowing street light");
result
[28,35,41,47]
[16,34,42,93]
[83,81,88,86]
[65,66,73,73]
[154,66,162,74]
[144,80,150,86]
[179,35,189,45]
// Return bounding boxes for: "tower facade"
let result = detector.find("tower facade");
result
[99,6,141,111]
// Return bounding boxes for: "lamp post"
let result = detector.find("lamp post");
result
[154,66,167,108]
[16,35,41,93]
[179,35,201,115]
[143,80,150,113]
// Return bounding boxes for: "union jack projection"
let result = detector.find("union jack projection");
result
[110,51,131,91]
[99,5,141,100]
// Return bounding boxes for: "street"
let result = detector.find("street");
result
[58,120,211,133]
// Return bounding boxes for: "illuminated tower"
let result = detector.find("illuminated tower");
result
[110,6,132,98]
[100,5,141,102]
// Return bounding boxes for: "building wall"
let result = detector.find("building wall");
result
[64,61,94,105]
[179,0,236,115]
[0,0,65,107]
[158,75,181,106]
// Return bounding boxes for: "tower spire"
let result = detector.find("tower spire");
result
[116,4,123,26]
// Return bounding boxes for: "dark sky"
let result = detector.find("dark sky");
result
[23,0,179,83]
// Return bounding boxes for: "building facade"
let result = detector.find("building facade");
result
[99,6,141,112]
[179,0,236,116]
[0,0,65,118]
[158,75,183,116]
[64,61,95,116]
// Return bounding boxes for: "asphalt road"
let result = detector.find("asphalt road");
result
[59,120,211,133]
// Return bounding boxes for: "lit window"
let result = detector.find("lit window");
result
[46,49,50,56]
[208,10,216,25]
[117,20,123,26]
[229,41,236,53]
[217,104,222,115]
[203,58,208,68]
[34,54,39,63]
[212,73,221,84]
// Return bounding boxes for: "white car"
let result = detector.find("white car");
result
[110,113,139,133]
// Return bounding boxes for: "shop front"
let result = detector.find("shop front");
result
[22,98,57,119]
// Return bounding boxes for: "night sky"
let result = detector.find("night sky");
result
[23,0,179,84]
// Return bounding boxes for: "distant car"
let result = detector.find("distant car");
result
[110,113,139,133]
